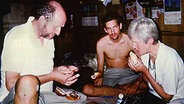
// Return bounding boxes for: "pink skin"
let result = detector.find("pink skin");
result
[40,21,63,39]
[39,3,67,40]
[108,27,119,40]
[104,19,122,40]
[128,36,152,72]
[131,36,150,56]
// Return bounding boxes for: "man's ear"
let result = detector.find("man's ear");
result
[38,16,47,23]
[147,38,154,45]
[120,23,122,30]
[39,16,45,21]
[104,27,108,33]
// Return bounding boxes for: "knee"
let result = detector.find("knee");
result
[15,75,40,94]
[14,75,40,103]
[82,84,95,96]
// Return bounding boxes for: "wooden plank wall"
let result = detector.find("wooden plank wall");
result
[155,1,184,60]
[155,1,184,32]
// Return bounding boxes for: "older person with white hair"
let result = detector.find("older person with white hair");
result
[127,17,184,104]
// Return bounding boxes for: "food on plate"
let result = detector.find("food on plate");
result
[66,91,80,100]
[55,87,80,100]
[129,51,138,64]
[91,72,101,79]
[55,87,66,96]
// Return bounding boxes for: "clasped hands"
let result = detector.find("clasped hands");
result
[53,65,80,86]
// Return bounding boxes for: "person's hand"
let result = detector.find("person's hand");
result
[91,72,101,79]
[64,73,80,86]
[52,65,80,86]
[128,58,147,74]
[94,77,103,86]
[57,65,79,74]
[125,84,138,95]
[91,72,103,86]
[66,65,79,72]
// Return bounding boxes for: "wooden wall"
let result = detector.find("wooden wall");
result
[155,0,184,60]
[161,33,184,60]
[155,12,184,32]
[1,0,184,63]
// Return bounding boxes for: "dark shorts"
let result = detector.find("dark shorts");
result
[1,86,45,104]
[102,68,140,87]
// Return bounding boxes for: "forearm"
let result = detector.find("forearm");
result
[132,75,148,91]
[5,71,20,91]
[37,73,53,84]
[136,74,148,90]
[97,64,105,77]
[131,76,142,89]
[144,71,173,101]
[96,50,104,77]
[37,67,55,84]
[97,68,104,75]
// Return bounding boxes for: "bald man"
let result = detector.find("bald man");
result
[0,1,80,104]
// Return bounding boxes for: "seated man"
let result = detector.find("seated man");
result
[82,12,148,96]
[0,1,80,104]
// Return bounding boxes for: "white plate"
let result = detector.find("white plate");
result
[42,89,87,104]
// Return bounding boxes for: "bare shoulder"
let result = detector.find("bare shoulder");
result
[122,33,128,38]
[123,33,133,47]
[97,35,109,46]
[123,33,131,41]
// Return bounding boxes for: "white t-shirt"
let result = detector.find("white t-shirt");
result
[141,42,184,102]
[0,17,55,102]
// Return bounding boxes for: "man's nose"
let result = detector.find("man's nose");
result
[133,43,137,49]
[111,28,115,34]
[55,27,61,36]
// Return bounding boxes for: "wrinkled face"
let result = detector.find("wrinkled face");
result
[104,19,122,40]
[40,8,66,39]
[131,36,150,56]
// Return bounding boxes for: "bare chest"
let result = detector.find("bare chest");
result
[104,42,131,60]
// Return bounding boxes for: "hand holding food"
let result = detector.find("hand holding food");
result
[91,72,101,79]
[129,51,138,64]
[53,65,80,86]
[129,51,147,73]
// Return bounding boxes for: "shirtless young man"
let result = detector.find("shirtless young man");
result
[82,12,147,96]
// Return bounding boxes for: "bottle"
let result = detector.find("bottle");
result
[116,93,124,104]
